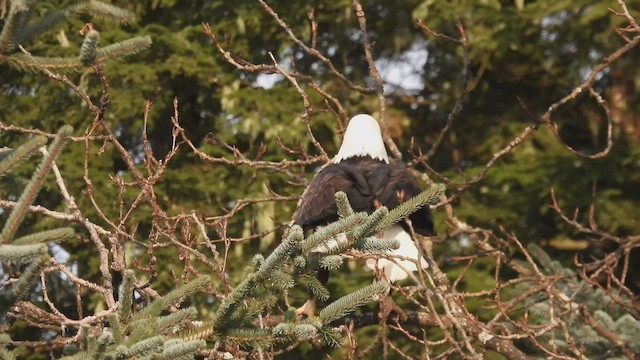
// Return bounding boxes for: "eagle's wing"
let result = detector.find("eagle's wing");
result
[294,163,372,230]
[371,163,435,236]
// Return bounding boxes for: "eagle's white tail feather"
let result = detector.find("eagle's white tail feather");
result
[365,225,428,282]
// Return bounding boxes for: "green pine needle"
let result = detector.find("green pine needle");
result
[351,206,389,240]
[0,347,17,360]
[258,225,302,278]
[0,135,47,176]
[212,227,302,329]
[11,253,48,300]
[304,274,330,302]
[318,255,343,270]
[132,275,211,322]
[106,314,123,343]
[293,255,306,270]
[302,212,367,252]
[1,125,73,244]
[0,243,47,266]
[176,323,216,342]
[95,36,152,63]
[319,281,389,324]
[269,270,295,290]
[16,9,68,45]
[12,227,75,245]
[5,53,84,72]
[335,191,354,218]
[354,237,399,252]
[156,307,198,334]
[225,328,274,342]
[126,335,164,357]
[375,183,445,234]
[0,0,28,52]
[317,326,343,348]
[118,270,136,322]
[272,323,318,342]
[80,29,100,66]
[162,339,206,359]
[75,1,137,23]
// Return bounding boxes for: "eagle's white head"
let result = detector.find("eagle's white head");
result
[333,114,389,164]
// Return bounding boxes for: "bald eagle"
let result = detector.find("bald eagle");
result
[294,114,434,317]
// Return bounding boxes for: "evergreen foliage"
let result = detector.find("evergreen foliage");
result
[1,125,72,243]
[11,227,75,245]
[0,0,151,71]
[47,188,439,358]
[0,127,74,303]
[0,135,47,176]
[375,184,445,233]
[518,244,640,357]
[57,276,210,359]
[204,189,439,347]
[1,0,639,358]
[318,281,390,324]
[130,275,211,323]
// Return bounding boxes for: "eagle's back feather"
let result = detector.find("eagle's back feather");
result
[295,156,434,236]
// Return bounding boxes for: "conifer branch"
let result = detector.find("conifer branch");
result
[5,53,84,71]
[0,347,16,360]
[12,227,74,245]
[15,1,135,46]
[74,1,136,23]
[354,237,399,252]
[318,281,389,324]
[78,324,90,350]
[15,9,68,45]
[107,314,123,343]
[177,323,215,342]
[95,36,152,63]
[0,135,47,176]
[0,0,28,52]
[351,206,389,240]
[316,326,343,348]
[11,253,48,300]
[258,225,302,277]
[0,243,46,266]
[375,183,445,233]
[131,275,211,322]
[161,339,207,359]
[118,270,136,322]
[211,226,302,329]
[1,125,72,244]
[272,323,318,342]
[301,212,367,252]
[5,31,149,73]
[302,274,330,301]
[156,307,198,334]
[335,191,354,218]
[269,270,295,290]
[126,335,164,357]
[224,328,274,344]
[210,276,258,330]
[7,34,151,72]
[80,29,100,66]
[318,255,343,270]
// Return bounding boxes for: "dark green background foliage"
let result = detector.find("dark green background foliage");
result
[1,0,639,358]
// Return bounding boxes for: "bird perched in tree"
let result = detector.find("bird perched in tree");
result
[293,114,434,318]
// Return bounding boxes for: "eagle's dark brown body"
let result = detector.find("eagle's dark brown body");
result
[294,155,434,236]
[292,114,433,318]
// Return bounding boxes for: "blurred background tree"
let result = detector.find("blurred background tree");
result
[1,0,639,358]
